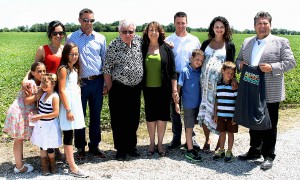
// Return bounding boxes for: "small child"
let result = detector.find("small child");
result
[212,61,238,162]
[175,49,204,162]
[3,62,46,173]
[30,73,62,175]
[57,42,88,178]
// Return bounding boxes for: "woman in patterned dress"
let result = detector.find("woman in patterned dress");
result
[197,16,237,151]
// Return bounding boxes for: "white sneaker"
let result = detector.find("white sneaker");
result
[14,164,34,173]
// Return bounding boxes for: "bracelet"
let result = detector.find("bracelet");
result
[66,109,71,113]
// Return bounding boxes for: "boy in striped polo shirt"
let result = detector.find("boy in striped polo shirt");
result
[213,61,238,162]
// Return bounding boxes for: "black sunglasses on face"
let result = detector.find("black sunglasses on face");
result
[121,30,134,35]
[82,18,95,23]
[52,31,65,36]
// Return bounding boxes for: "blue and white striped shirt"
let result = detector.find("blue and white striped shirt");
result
[216,81,238,118]
[66,29,106,78]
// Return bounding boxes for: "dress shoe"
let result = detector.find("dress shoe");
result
[89,147,106,158]
[115,151,126,161]
[75,148,86,160]
[260,157,273,170]
[238,152,261,160]
[168,140,181,149]
[127,150,140,157]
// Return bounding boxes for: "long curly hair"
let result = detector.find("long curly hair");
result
[142,21,166,45]
[207,16,232,42]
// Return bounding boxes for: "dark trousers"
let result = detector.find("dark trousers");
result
[170,73,195,142]
[75,76,104,149]
[109,81,141,152]
[249,102,279,160]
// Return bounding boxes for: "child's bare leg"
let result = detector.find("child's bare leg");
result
[13,139,24,169]
[186,128,193,150]
[227,132,234,151]
[64,145,78,172]
[219,132,226,150]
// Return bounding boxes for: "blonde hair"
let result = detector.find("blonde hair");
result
[42,73,57,84]
[191,49,204,58]
[222,61,236,71]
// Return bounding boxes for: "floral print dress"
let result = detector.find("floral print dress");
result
[197,45,226,134]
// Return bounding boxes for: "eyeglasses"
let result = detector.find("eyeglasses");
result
[69,53,79,57]
[51,31,65,36]
[81,18,95,23]
[121,30,134,35]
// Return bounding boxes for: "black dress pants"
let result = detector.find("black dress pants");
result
[109,81,141,152]
[249,102,279,160]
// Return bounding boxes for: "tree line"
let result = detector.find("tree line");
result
[1,21,299,35]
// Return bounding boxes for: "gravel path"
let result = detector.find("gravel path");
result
[1,113,300,180]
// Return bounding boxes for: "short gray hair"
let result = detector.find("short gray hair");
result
[118,19,136,32]
[254,11,272,25]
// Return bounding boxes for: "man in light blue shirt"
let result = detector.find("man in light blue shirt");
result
[66,8,106,159]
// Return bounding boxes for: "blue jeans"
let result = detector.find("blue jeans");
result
[75,75,104,149]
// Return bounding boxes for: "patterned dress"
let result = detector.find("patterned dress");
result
[3,80,37,140]
[197,45,226,134]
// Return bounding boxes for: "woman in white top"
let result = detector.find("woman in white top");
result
[197,16,237,152]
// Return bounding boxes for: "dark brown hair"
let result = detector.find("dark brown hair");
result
[58,42,81,85]
[208,16,232,42]
[142,21,166,45]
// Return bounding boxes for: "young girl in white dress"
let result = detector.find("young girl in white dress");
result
[57,42,87,178]
[3,62,46,173]
[30,73,62,176]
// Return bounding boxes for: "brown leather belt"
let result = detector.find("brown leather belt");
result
[82,74,102,80]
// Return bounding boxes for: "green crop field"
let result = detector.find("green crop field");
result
[0,32,299,132]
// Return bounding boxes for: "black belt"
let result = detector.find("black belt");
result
[82,74,102,80]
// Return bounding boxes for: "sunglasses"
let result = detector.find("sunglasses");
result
[121,30,134,35]
[82,18,95,23]
[51,31,65,36]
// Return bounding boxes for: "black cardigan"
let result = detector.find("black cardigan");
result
[142,42,177,97]
[200,40,236,62]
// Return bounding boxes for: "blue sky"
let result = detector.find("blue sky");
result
[1,0,299,31]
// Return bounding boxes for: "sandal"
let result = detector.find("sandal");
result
[147,144,155,156]
[156,145,167,157]
[69,169,89,178]
[147,151,155,156]
[14,164,34,173]
[202,143,211,152]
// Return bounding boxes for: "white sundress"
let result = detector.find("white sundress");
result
[59,69,85,131]
[197,45,226,135]
[30,92,62,150]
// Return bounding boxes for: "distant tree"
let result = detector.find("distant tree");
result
[65,23,80,32]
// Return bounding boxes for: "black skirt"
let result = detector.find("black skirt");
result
[143,87,171,122]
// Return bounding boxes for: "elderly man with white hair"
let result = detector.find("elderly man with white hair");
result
[103,19,143,161]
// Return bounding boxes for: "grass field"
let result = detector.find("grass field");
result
[0,32,299,132]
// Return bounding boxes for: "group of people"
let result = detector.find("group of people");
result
[3,8,296,178]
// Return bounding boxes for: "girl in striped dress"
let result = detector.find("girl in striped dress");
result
[30,73,62,176]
